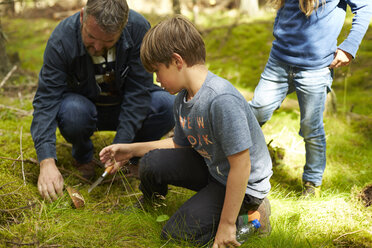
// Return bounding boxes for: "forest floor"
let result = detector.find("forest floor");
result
[0,8,371,248]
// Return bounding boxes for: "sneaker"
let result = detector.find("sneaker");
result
[302,181,321,198]
[247,197,271,236]
[73,161,96,180]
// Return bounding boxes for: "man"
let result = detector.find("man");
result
[31,0,175,202]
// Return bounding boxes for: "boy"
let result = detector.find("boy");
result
[100,15,272,247]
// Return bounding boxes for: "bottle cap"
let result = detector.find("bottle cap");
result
[251,219,261,228]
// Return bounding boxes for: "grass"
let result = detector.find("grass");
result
[1,9,371,248]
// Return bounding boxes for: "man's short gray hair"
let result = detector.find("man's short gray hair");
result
[83,0,129,33]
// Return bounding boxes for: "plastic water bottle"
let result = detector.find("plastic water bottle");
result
[236,216,261,244]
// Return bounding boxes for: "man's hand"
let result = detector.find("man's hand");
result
[38,158,64,202]
[212,222,240,248]
[329,49,353,68]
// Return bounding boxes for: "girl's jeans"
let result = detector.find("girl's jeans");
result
[249,56,333,186]
[56,90,175,163]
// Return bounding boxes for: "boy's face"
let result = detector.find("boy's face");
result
[155,62,183,95]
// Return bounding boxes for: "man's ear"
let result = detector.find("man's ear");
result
[172,53,184,70]
[80,8,84,24]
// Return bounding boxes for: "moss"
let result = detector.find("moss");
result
[204,21,273,89]
[2,17,59,73]
[1,11,372,248]
[0,173,39,224]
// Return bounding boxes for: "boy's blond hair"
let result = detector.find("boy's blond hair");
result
[269,0,326,17]
[140,15,206,72]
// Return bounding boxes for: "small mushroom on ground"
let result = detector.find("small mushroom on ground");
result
[67,186,85,209]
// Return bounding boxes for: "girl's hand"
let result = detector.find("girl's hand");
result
[329,49,353,68]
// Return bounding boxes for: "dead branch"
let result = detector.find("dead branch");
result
[105,172,117,195]
[18,91,23,106]
[118,192,142,198]
[58,142,72,148]
[20,126,26,185]
[5,241,39,247]
[0,202,36,213]
[106,198,120,212]
[0,181,16,190]
[333,229,365,242]
[0,104,32,116]
[0,156,38,164]
[58,167,92,184]
[40,245,62,248]
[0,65,17,89]
[0,184,24,197]
[169,189,188,195]
[2,83,37,92]
[11,154,21,169]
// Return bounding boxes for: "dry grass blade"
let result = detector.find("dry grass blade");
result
[19,126,26,185]
[0,65,17,89]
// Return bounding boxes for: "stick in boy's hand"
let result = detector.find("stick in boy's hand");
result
[99,144,133,174]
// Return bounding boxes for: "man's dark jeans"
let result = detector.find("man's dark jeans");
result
[57,91,175,163]
[139,148,263,245]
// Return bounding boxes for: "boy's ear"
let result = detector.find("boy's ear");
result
[172,53,184,70]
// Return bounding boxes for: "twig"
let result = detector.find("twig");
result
[0,202,36,213]
[106,198,120,213]
[118,192,142,198]
[105,172,116,195]
[0,65,17,89]
[0,191,22,197]
[18,91,23,106]
[0,183,24,197]
[0,181,16,190]
[0,156,38,164]
[58,167,92,184]
[169,189,188,195]
[160,239,171,248]
[0,104,32,116]
[333,229,364,242]
[5,241,39,247]
[11,154,21,169]
[40,245,62,248]
[20,126,26,185]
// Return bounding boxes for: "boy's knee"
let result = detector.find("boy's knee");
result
[139,149,164,179]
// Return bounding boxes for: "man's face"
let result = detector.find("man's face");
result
[80,14,121,57]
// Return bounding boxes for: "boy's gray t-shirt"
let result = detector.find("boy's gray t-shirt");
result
[173,71,272,199]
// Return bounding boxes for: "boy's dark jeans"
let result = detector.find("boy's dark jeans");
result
[139,148,263,245]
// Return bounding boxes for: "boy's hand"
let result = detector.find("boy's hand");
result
[99,144,133,169]
[212,222,240,248]
[108,160,127,174]
[329,49,353,68]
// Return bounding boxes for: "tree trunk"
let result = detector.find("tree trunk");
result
[172,0,181,14]
[191,0,199,24]
[239,0,259,16]
[0,19,10,76]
